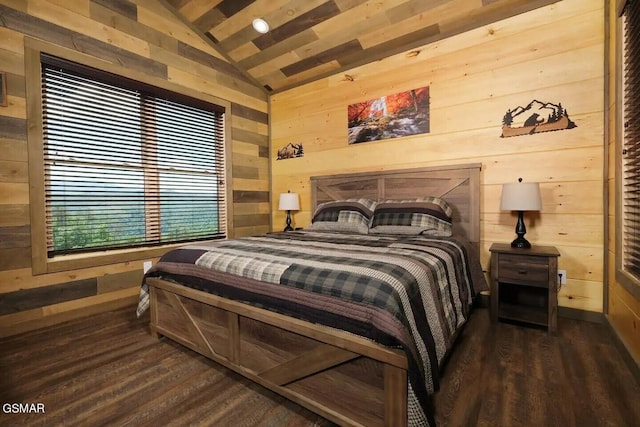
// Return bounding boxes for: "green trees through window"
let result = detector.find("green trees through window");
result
[41,54,226,256]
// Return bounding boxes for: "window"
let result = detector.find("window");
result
[619,0,640,296]
[40,54,227,258]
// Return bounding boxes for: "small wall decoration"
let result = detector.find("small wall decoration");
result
[0,71,7,107]
[277,142,304,160]
[347,86,430,144]
[501,99,576,137]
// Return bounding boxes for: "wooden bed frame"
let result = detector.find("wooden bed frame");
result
[147,163,481,427]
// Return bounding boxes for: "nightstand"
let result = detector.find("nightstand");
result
[489,243,560,333]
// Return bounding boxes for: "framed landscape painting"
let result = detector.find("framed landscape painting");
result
[347,86,429,144]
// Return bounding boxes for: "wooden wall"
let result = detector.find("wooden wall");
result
[0,0,269,337]
[606,0,640,362]
[271,0,605,314]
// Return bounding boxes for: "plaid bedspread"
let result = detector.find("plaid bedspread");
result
[137,231,487,426]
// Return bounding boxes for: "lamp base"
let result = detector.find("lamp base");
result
[283,210,293,232]
[511,237,531,248]
[511,210,532,248]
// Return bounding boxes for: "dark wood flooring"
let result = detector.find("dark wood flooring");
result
[1,306,638,427]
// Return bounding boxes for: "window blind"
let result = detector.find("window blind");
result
[623,0,640,277]
[41,54,226,257]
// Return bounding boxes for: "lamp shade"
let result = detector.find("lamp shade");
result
[278,192,300,211]
[500,181,542,211]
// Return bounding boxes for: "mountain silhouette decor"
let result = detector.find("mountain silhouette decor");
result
[501,99,577,138]
[277,142,304,160]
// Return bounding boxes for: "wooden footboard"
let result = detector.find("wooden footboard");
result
[147,277,409,427]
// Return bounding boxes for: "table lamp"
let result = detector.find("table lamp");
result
[278,191,300,232]
[500,178,542,248]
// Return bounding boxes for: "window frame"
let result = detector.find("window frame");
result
[26,38,233,275]
[615,0,640,300]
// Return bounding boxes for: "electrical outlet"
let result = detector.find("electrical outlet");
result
[558,269,567,285]
[143,260,152,273]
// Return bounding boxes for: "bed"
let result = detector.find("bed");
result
[137,163,486,427]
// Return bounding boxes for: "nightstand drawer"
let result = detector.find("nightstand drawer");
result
[498,254,549,286]
[490,243,560,333]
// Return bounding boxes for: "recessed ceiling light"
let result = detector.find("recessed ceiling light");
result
[252,18,269,34]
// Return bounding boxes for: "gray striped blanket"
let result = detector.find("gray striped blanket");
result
[137,231,487,426]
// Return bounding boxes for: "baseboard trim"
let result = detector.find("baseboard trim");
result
[0,295,138,338]
[554,307,639,383]
[558,306,604,323]
[604,315,640,384]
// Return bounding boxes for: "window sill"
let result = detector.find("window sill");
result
[615,269,640,301]
[34,242,189,275]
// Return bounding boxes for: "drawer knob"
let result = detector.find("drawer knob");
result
[518,269,528,275]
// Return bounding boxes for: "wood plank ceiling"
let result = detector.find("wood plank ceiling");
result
[164,0,560,93]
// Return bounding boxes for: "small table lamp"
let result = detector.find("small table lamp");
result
[500,178,542,248]
[279,191,300,232]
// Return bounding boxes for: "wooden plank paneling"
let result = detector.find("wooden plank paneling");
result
[233,165,260,180]
[89,2,176,51]
[254,2,341,51]
[232,127,268,146]
[0,247,31,270]
[237,30,316,72]
[4,71,25,100]
[0,160,28,182]
[234,178,269,191]
[0,0,268,336]
[0,116,26,140]
[195,0,560,91]
[234,213,270,228]
[92,0,138,20]
[234,225,270,237]
[0,139,28,162]
[0,183,29,205]
[136,0,226,57]
[231,102,269,123]
[97,270,143,294]
[0,47,25,76]
[0,259,158,294]
[167,66,266,110]
[178,0,220,22]
[0,204,30,227]
[281,39,362,77]
[0,4,168,79]
[233,190,269,203]
[233,202,270,216]
[177,41,250,82]
[0,225,30,249]
[192,6,225,33]
[0,278,97,316]
[271,0,605,313]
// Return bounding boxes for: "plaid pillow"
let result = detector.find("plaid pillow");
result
[369,197,453,236]
[308,198,377,234]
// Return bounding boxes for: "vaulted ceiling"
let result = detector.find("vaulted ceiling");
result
[164,0,559,94]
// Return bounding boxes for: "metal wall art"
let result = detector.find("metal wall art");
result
[276,142,304,160]
[501,99,576,137]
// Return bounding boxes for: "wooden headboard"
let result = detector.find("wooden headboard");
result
[310,163,482,249]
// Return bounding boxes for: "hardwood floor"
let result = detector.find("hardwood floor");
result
[433,309,640,427]
[1,305,638,427]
